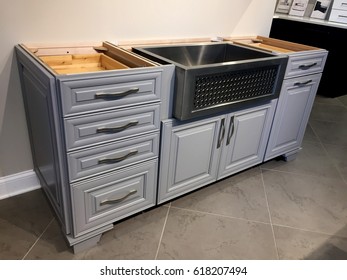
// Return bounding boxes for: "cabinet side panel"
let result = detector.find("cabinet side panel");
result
[21,70,58,198]
[15,46,71,233]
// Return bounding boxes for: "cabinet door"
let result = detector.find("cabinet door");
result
[218,101,276,179]
[265,73,322,161]
[158,117,222,203]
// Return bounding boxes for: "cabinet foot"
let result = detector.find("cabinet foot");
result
[66,224,114,254]
[283,149,301,162]
[72,234,102,254]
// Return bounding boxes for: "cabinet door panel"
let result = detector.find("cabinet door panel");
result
[265,74,321,161]
[218,101,276,179]
[158,117,221,203]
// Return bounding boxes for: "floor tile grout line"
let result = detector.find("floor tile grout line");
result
[259,166,320,178]
[260,164,345,183]
[22,217,55,260]
[271,223,347,239]
[154,203,171,260]
[169,205,272,226]
[260,170,280,260]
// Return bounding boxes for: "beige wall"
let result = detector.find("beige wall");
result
[0,0,277,177]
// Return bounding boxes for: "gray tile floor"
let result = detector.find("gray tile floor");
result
[1,95,347,260]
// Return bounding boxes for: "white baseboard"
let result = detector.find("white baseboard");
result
[0,170,41,200]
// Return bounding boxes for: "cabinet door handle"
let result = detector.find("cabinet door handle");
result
[294,80,312,86]
[94,87,139,99]
[226,116,235,146]
[96,121,139,134]
[98,150,138,165]
[298,63,317,70]
[100,190,138,206]
[217,118,225,149]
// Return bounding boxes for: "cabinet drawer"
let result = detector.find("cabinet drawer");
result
[285,52,327,78]
[332,0,347,11]
[67,133,159,182]
[64,104,160,150]
[329,9,347,23]
[59,70,162,116]
[71,159,157,236]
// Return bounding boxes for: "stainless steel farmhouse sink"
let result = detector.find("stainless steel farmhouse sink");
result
[133,42,288,120]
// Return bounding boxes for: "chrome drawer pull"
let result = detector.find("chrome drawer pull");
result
[294,80,312,86]
[96,121,139,134]
[226,116,235,146]
[217,118,226,149]
[94,87,139,99]
[298,62,317,70]
[98,150,138,165]
[100,190,138,206]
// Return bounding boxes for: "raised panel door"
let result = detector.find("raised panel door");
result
[218,101,276,179]
[158,117,222,203]
[265,73,321,161]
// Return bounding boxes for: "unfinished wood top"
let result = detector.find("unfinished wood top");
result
[20,42,158,75]
[229,36,322,54]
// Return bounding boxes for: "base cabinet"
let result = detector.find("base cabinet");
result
[15,42,170,252]
[16,37,328,253]
[231,36,327,162]
[158,101,276,203]
[265,74,321,161]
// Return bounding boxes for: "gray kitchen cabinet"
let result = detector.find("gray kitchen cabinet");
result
[232,36,327,161]
[264,74,321,161]
[15,42,173,252]
[158,101,276,203]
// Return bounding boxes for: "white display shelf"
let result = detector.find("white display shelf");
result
[274,13,347,29]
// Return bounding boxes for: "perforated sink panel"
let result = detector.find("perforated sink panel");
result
[194,65,278,110]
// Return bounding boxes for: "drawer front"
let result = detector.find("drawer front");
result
[60,71,162,116]
[285,52,327,78]
[329,9,347,23]
[67,132,159,182]
[332,0,347,11]
[71,159,157,236]
[64,104,160,150]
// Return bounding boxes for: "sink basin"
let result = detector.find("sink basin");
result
[133,42,288,120]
